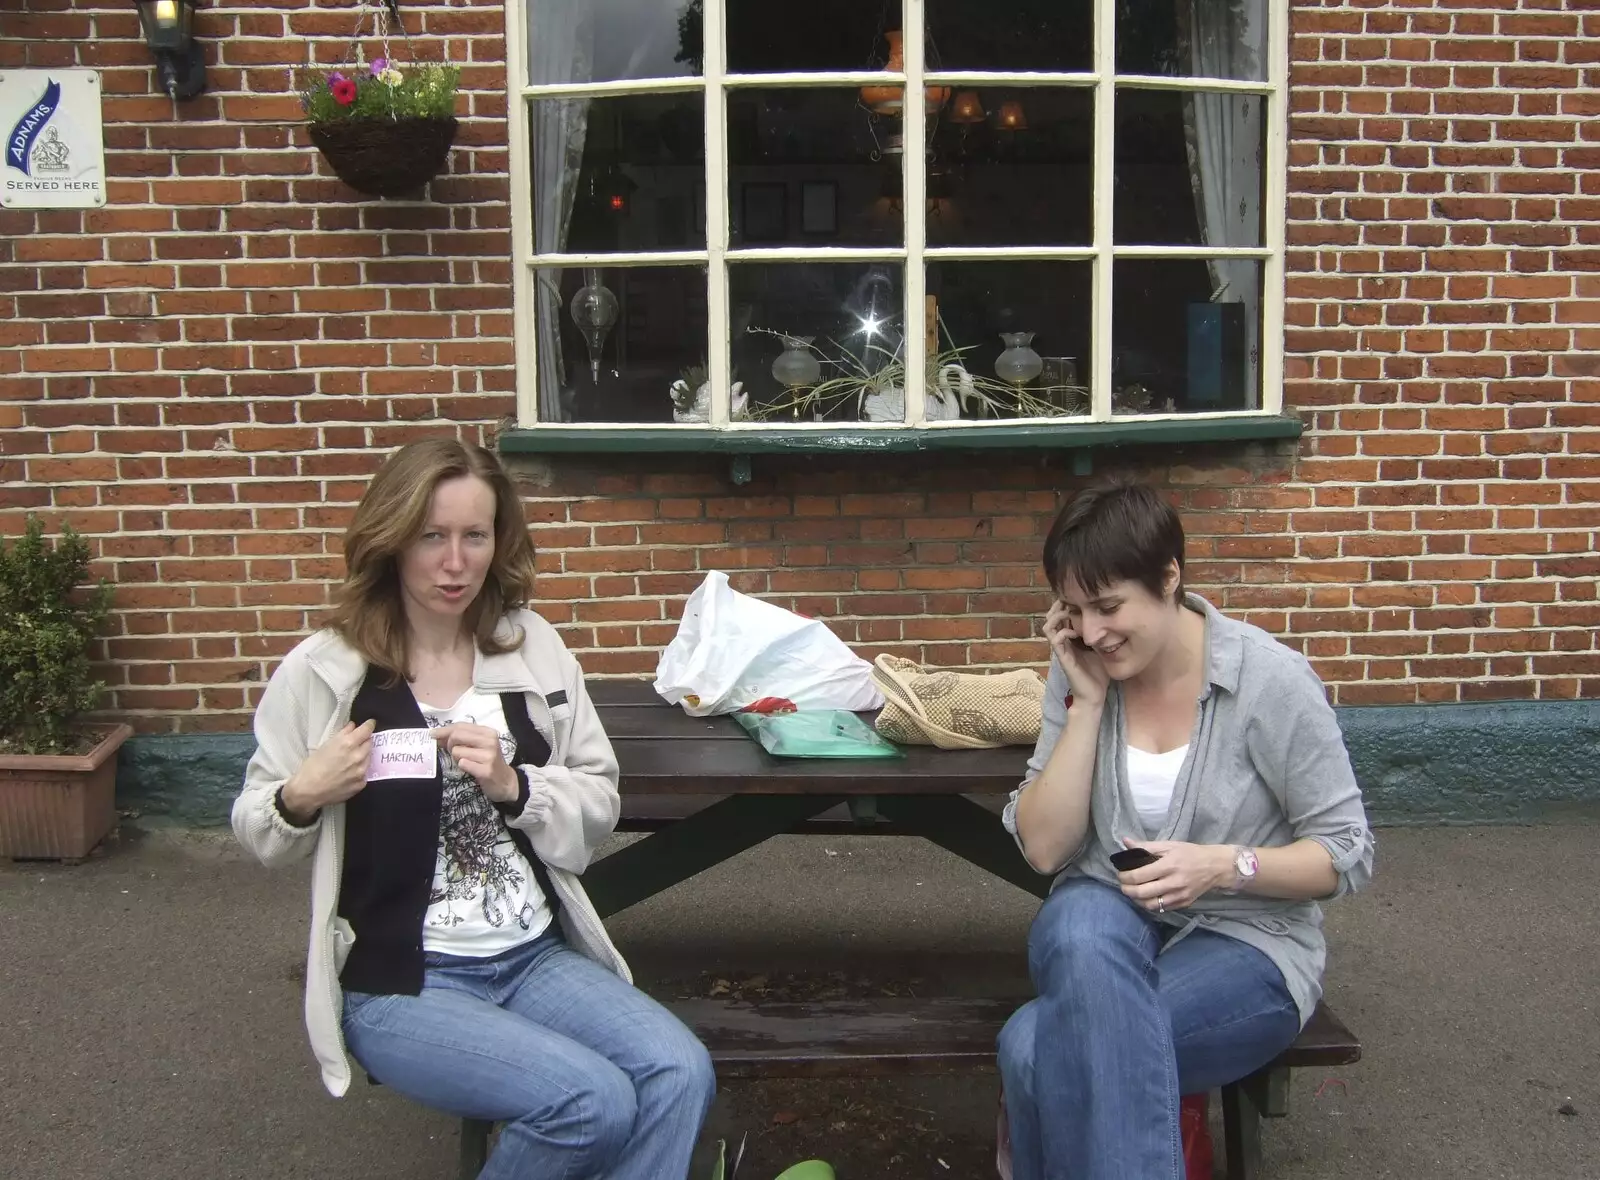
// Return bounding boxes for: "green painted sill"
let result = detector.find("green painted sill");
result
[499,414,1303,468]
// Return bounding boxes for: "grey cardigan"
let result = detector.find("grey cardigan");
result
[1002,595,1375,1026]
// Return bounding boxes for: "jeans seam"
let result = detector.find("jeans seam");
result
[1169,998,1298,1054]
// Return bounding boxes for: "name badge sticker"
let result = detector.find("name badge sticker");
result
[366,727,437,781]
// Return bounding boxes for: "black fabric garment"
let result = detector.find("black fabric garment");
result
[336,667,559,996]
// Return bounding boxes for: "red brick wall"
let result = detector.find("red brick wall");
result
[1283,0,1600,703]
[1,0,1596,734]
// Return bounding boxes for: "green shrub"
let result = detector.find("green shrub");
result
[302,60,460,124]
[0,517,114,755]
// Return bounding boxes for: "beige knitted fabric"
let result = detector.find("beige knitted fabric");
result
[871,655,1046,749]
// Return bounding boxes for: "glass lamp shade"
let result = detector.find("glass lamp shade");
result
[135,0,194,52]
[771,336,822,388]
[569,268,619,384]
[995,332,1043,386]
[859,31,951,115]
[995,100,1028,131]
[950,92,985,124]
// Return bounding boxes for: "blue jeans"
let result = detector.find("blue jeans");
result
[342,930,715,1180]
[997,879,1301,1180]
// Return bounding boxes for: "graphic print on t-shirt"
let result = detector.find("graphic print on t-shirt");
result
[418,694,551,956]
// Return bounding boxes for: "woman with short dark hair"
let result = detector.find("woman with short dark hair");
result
[999,480,1374,1180]
[233,438,714,1180]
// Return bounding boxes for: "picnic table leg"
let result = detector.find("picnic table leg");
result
[584,793,846,918]
[458,1117,492,1179]
[872,794,1050,900]
[1221,1076,1267,1180]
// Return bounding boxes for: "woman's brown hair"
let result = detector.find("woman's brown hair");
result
[1042,479,1186,605]
[325,438,538,681]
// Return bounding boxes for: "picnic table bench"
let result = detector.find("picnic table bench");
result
[456,682,1360,1180]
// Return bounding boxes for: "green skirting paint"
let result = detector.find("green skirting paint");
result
[116,700,1600,830]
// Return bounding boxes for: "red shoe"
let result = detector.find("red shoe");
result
[1181,1092,1214,1180]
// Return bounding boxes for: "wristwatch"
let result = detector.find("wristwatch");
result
[1227,846,1259,893]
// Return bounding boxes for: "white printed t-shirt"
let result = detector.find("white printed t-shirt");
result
[416,688,553,957]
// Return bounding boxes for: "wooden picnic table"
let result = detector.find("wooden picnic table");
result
[581,679,1046,918]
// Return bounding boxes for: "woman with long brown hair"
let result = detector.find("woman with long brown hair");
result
[233,438,713,1179]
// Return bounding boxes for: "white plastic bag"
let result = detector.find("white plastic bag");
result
[654,571,883,716]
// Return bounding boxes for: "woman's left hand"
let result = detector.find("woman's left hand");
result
[432,724,520,804]
[1116,840,1233,914]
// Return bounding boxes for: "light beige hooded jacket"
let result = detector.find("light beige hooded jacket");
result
[231,609,629,1097]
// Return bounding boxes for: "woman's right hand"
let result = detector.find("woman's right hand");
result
[280,719,376,817]
[1042,599,1111,706]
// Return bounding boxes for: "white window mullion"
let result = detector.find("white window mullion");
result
[1112,245,1272,260]
[923,71,1097,87]
[520,76,703,100]
[704,0,731,426]
[925,246,1097,262]
[902,0,927,427]
[1261,0,1289,415]
[722,70,904,89]
[726,247,907,263]
[1112,75,1272,95]
[1090,0,1116,422]
[505,0,537,424]
[528,250,712,267]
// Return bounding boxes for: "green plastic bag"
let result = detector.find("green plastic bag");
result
[734,709,904,759]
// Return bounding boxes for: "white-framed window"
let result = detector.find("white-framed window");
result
[505,0,1285,431]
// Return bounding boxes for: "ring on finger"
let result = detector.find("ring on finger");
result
[1156,895,1166,914]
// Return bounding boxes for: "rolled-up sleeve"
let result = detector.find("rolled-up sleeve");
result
[1001,659,1071,853]
[1249,659,1376,899]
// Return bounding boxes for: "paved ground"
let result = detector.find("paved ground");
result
[3,822,1596,1179]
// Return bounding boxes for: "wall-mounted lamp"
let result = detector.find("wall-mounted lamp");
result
[134,0,206,100]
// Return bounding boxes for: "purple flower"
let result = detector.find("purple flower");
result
[329,71,347,85]
[369,58,388,77]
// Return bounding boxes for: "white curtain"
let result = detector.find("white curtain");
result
[530,1,594,422]
[1184,0,1265,403]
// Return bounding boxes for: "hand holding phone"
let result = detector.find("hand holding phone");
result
[1042,599,1111,705]
[1110,846,1161,872]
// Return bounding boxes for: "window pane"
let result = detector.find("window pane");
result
[531,93,705,255]
[527,0,701,84]
[928,261,1093,419]
[534,265,709,424]
[730,263,909,423]
[729,89,902,249]
[1114,88,1262,247]
[727,0,899,74]
[926,87,1093,247]
[1116,0,1267,81]
[1112,258,1261,413]
[927,0,1092,73]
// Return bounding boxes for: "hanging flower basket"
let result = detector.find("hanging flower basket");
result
[300,4,461,198]
[307,114,458,197]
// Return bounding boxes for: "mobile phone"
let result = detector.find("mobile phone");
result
[1051,600,1091,652]
[1110,847,1160,872]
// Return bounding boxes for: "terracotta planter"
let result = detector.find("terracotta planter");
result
[0,723,132,860]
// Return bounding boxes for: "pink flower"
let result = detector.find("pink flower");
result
[331,77,358,106]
